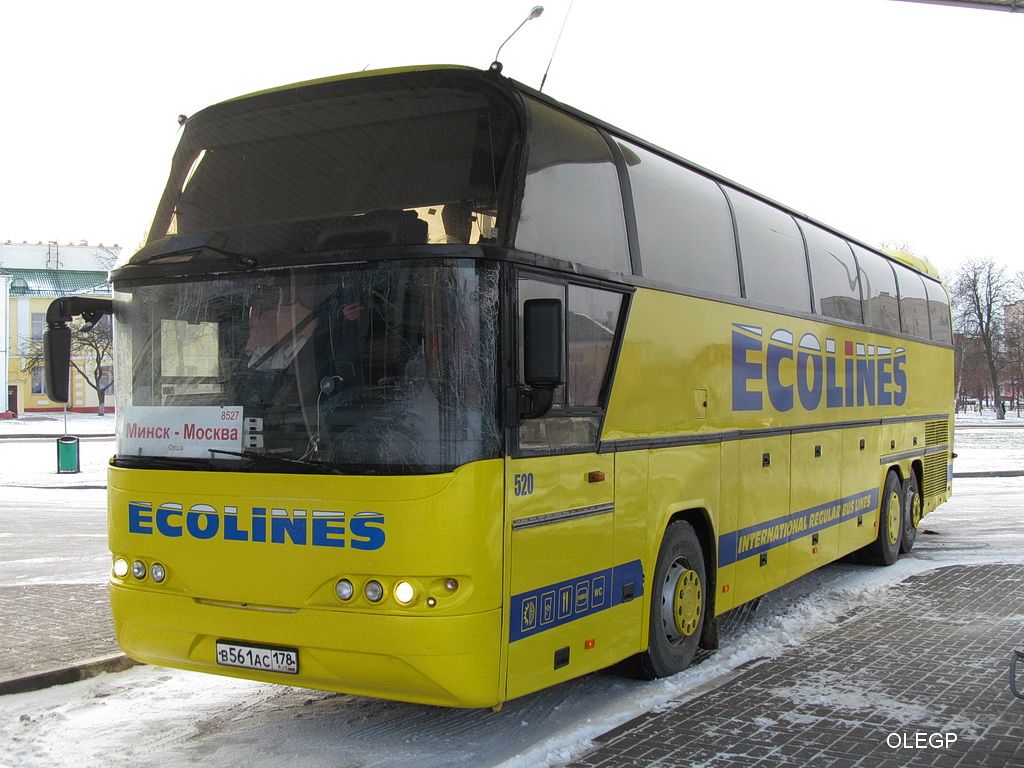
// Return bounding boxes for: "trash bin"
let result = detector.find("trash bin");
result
[57,435,80,474]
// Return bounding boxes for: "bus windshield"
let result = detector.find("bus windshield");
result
[140,74,516,260]
[113,259,501,474]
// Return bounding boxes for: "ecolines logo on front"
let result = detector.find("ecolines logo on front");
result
[127,502,386,550]
[732,324,908,413]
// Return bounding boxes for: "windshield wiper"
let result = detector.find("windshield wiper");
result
[133,244,257,268]
[208,449,339,474]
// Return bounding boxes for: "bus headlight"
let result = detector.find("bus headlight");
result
[335,579,354,601]
[113,558,129,578]
[364,580,384,603]
[395,581,415,605]
[131,560,147,580]
[150,563,166,583]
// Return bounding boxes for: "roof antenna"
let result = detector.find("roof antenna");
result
[539,0,573,92]
[489,6,544,74]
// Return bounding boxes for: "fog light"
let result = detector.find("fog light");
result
[444,578,459,592]
[150,563,166,583]
[113,558,129,578]
[395,581,415,605]
[364,580,384,603]
[131,560,147,580]
[335,579,354,601]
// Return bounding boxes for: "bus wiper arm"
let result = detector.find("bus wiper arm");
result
[208,449,338,473]
[135,245,258,268]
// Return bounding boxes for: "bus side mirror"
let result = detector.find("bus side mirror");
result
[43,324,73,403]
[521,298,563,419]
[43,296,114,404]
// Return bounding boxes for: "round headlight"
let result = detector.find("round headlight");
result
[364,580,384,603]
[395,581,415,605]
[335,579,354,601]
[113,558,129,578]
[131,560,147,580]
[444,578,459,592]
[150,563,166,583]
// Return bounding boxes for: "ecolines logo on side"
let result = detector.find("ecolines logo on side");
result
[732,324,908,413]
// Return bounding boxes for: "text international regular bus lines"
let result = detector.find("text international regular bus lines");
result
[44,64,954,709]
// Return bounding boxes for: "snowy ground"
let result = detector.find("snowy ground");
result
[1,409,1022,767]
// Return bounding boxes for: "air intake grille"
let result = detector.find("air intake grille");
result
[922,419,951,497]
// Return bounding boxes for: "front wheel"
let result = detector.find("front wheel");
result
[633,521,707,679]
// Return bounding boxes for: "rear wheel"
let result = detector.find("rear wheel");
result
[900,473,922,553]
[862,470,902,566]
[634,521,707,679]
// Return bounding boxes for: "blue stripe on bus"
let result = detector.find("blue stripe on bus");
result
[718,488,879,567]
[510,560,645,642]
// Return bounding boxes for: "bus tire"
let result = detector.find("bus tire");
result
[863,470,903,566]
[900,473,922,553]
[634,521,706,679]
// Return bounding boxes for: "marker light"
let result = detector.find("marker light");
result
[150,563,166,583]
[131,560,147,580]
[113,558,129,578]
[444,578,459,592]
[335,579,354,601]
[395,581,415,605]
[364,580,384,603]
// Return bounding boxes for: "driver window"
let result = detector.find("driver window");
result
[517,277,624,452]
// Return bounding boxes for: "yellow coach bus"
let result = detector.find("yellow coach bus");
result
[45,65,953,709]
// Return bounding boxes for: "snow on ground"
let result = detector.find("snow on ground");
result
[0,409,1022,767]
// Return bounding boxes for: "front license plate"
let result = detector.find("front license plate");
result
[216,640,298,675]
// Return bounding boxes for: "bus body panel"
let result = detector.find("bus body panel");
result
[107,459,506,707]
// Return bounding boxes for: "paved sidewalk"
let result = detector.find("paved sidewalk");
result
[567,563,1024,768]
[0,583,134,695]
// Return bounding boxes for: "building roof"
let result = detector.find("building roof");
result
[2,268,111,299]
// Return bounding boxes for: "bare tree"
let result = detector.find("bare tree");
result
[22,314,114,415]
[951,257,1017,419]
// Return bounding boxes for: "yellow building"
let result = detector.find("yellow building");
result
[2,240,117,417]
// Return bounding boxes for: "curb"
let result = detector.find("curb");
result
[0,654,141,696]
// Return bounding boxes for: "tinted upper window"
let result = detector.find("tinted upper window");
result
[801,223,862,323]
[144,76,516,258]
[618,141,739,296]
[894,263,931,338]
[726,189,810,312]
[926,279,953,343]
[853,246,900,333]
[515,100,630,273]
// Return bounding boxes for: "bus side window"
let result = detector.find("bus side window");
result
[617,140,740,298]
[801,222,863,324]
[725,188,811,313]
[515,99,630,275]
[853,245,901,333]
[893,263,932,339]
[517,278,624,452]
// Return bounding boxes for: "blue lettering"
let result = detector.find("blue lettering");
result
[767,343,794,412]
[312,514,346,547]
[350,513,386,550]
[893,354,908,406]
[272,513,307,545]
[156,503,183,537]
[826,356,844,408]
[877,357,893,406]
[856,358,875,406]
[129,502,153,534]
[252,507,267,543]
[223,506,248,541]
[797,351,823,411]
[187,505,219,539]
[732,330,763,411]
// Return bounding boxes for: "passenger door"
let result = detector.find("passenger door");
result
[504,276,627,700]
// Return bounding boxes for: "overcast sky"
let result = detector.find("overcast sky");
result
[2,0,1020,277]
